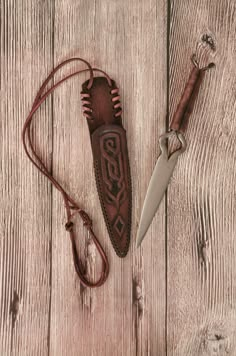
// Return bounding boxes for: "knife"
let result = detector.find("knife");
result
[137,56,214,247]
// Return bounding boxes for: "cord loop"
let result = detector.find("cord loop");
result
[22,58,110,287]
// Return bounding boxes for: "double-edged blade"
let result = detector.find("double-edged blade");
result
[136,57,213,247]
[136,56,213,247]
[136,131,186,247]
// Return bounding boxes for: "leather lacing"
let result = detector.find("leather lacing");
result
[111,88,122,117]
[81,85,122,119]
[81,93,93,119]
[22,57,112,288]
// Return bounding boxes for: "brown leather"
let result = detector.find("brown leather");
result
[82,77,122,133]
[81,77,132,257]
[170,66,205,133]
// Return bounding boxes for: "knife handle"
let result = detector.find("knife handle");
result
[170,66,205,133]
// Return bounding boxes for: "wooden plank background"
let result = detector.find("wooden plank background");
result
[0,0,235,355]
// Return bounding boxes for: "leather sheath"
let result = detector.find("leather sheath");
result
[81,77,131,257]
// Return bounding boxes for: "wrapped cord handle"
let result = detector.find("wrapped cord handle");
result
[170,59,214,133]
[170,66,205,133]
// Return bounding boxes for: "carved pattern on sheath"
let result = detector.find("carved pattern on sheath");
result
[82,77,131,257]
[91,124,131,257]
[100,132,127,208]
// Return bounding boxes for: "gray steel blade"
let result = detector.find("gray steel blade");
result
[137,132,186,247]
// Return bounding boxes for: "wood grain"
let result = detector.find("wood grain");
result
[50,1,167,355]
[0,1,54,355]
[168,0,236,355]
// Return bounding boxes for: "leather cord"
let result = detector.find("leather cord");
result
[22,58,110,287]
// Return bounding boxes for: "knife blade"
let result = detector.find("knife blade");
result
[137,131,186,247]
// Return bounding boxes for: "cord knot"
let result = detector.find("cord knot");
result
[79,210,92,228]
[65,221,74,232]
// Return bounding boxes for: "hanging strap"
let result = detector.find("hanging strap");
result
[22,58,110,287]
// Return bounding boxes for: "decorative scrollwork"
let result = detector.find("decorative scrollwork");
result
[100,132,127,208]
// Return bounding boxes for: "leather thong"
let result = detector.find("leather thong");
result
[22,57,132,288]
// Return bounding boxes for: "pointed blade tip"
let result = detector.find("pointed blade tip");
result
[136,239,142,248]
[136,229,145,248]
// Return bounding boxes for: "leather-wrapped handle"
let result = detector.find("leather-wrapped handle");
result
[170,66,205,133]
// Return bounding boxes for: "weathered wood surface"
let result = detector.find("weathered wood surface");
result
[0,1,54,355]
[0,0,235,355]
[168,0,236,355]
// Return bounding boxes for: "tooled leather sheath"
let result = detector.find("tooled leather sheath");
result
[81,77,131,257]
